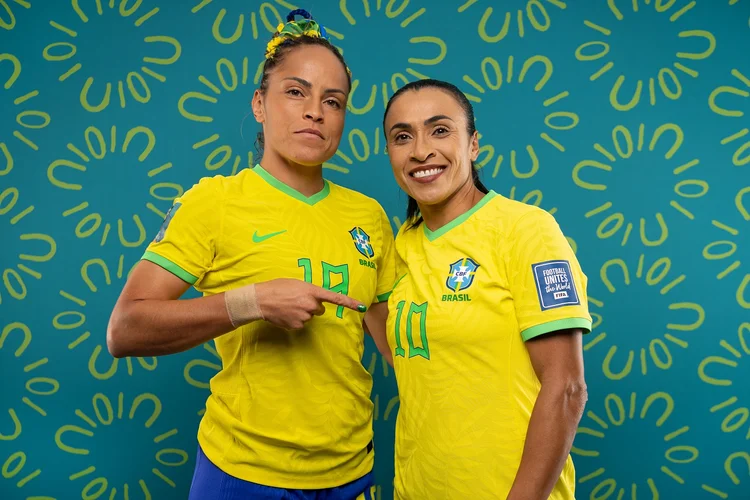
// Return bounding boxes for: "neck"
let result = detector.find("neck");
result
[420,180,485,232]
[259,150,325,197]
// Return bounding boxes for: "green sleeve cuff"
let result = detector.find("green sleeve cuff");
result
[375,291,392,303]
[521,317,592,342]
[141,251,199,285]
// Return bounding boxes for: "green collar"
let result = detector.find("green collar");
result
[253,164,330,205]
[423,190,497,242]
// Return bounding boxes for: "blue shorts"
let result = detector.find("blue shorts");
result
[188,445,376,500]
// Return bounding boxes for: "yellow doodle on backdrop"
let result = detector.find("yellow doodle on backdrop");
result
[52,254,153,381]
[1,322,60,442]
[572,391,699,499]
[325,126,386,174]
[699,319,750,499]
[54,391,189,498]
[728,0,750,28]
[0,0,31,31]
[573,122,707,248]
[700,449,750,498]
[0,323,58,499]
[457,0,567,42]
[335,0,446,114]
[701,186,749,309]
[178,55,258,176]
[585,254,705,380]
[1,449,56,500]
[698,323,750,441]
[0,188,57,306]
[191,0,298,44]
[461,55,577,180]
[47,125,183,248]
[575,0,716,112]
[191,0,445,114]
[709,68,750,168]
[1,52,52,176]
[43,0,181,113]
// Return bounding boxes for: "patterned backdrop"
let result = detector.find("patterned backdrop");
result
[1,0,749,498]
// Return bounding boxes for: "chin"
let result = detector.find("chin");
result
[287,148,334,167]
[408,186,449,207]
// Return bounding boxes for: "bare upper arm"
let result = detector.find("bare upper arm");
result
[117,259,192,304]
[525,329,585,385]
[364,301,392,365]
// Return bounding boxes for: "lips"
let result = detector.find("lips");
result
[296,128,324,139]
[408,164,447,183]
[409,165,447,178]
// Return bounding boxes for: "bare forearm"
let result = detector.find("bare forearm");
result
[107,294,235,358]
[507,383,587,500]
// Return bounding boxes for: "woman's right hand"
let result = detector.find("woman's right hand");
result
[255,278,366,330]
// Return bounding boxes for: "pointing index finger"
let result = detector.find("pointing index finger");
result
[311,285,367,312]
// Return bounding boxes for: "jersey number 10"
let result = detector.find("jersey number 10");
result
[298,258,349,319]
[393,301,430,360]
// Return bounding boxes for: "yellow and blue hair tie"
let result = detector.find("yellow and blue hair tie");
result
[265,9,329,60]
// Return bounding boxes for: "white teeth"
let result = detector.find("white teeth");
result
[412,167,444,178]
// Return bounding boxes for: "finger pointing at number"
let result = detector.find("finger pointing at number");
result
[311,285,367,312]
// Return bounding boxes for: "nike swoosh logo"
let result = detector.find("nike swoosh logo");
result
[252,230,287,243]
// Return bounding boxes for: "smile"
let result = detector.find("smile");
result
[409,165,447,182]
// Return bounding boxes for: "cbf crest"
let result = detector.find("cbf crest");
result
[446,257,480,292]
[349,227,374,259]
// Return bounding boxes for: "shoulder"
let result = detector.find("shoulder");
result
[481,192,558,235]
[328,181,385,211]
[183,173,230,199]
[327,181,394,234]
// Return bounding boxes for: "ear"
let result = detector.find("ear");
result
[251,89,265,124]
[469,131,479,161]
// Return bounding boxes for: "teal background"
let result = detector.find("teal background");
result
[1,0,749,498]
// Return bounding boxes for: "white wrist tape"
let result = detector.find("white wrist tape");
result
[224,284,264,328]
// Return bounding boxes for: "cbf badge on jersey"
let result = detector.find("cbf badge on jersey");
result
[532,260,579,310]
[443,257,479,301]
[154,202,181,243]
[350,226,377,270]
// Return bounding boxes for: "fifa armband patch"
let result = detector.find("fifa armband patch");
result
[154,202,181,242]
[532,260,579,311]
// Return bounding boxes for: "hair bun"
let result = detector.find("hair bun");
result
[286,9,313,22]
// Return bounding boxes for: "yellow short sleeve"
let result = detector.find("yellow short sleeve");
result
[374,206,396,303]
[141,176,224,285]
[508,209,592,341]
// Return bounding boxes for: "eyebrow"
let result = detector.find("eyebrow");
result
[389,115,454,134]
[282,77,347,97]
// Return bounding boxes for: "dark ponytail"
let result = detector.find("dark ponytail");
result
[384,79,488,230]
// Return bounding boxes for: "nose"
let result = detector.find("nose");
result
[304,100,324,123]
[411,133,434,163]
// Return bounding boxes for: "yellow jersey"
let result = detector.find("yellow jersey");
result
[141,164,395,489]
[386,190,591,499]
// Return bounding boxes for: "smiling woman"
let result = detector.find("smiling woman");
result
[106,8,395,500]
[381,79,592,500]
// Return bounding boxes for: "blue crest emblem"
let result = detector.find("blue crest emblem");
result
[446,257,480,292]
[154,202,181,242]
[349,227,374,259]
